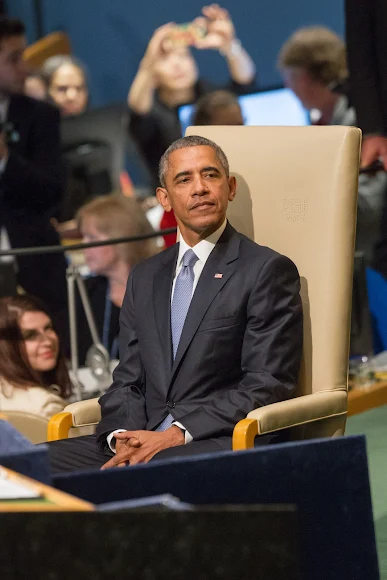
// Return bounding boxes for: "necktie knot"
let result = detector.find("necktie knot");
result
[182,249,198,269]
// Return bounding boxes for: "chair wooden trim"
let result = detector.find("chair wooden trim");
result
[47,412,74,441]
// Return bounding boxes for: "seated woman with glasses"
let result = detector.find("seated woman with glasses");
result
[41,55,89,116]
[0,295,73,420]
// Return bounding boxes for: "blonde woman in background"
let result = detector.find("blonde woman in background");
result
[75,194,159,364]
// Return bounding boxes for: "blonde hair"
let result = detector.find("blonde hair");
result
[77,194,159,266]
[278,26,347,86]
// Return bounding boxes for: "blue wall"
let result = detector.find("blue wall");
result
[7,0,345,108]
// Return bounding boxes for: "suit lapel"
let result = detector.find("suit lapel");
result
[153,244,179,380]
[170,224,240,382]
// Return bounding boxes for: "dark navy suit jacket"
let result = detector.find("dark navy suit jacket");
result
[97,223,303,450]
[0,94,67,312]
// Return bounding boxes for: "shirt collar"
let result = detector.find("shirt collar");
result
[177,219,227,267]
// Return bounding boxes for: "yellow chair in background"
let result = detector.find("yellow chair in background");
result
[1,411,49,444]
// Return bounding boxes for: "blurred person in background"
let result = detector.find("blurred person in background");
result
[159,90,244,248]
[156,90,244,249]
[278,26,387,262]
[0,294,72,420]
[41,55,91,226]
[345,0,387,171]
[0,17,68,333]
[75,194,159,364]
[41,55,89,117]
[192,89,243,125]
[128,3,256,187]
[24,71,46,101]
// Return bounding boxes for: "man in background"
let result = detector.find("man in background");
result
[0,18,67,327]
[192,90,244,126]
[278,26,387,262]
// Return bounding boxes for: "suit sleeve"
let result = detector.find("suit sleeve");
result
[2,103,64,214]
[180,254,303,441]
[345,0,386,135]
[96,268,147,449]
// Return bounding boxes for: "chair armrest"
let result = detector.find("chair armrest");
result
[64,398,101,426]
[47,412,74,441]
[232,390,347,450]
[47,398,101,441]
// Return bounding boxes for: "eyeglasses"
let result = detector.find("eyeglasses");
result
[21,325,56,342]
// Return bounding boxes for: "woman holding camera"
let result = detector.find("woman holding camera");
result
[128,4,256,186]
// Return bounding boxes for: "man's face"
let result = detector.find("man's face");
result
[0,35,27,96]
[157,145,236,241]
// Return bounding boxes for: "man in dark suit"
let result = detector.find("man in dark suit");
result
[346,0,387,170]
[48,135,303,473]
[0,18,67,320]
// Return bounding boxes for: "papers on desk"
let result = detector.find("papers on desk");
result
[0,466,41,499]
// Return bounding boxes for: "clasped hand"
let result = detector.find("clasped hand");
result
[101,426,185,470]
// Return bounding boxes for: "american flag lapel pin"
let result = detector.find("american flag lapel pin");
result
[214,273,223,278]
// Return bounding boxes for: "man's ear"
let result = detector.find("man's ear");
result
[156,187,172,212]
[228,176,237,202]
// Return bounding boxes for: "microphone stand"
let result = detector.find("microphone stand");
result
[67,265,111,400]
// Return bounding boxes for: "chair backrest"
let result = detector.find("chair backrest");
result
[186,126,361,396]
[1,411,49,444]
[24,32,71,69]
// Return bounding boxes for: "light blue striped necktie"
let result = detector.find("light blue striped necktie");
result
[155,248,198,433]
[171,248,199,359]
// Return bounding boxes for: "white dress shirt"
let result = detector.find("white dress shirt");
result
[107,219,227,452]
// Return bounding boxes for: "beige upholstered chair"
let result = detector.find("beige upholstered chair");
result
[48,126,361,448]
[1,411,50,444]
[186,125,360,448]
[48,400,101,441]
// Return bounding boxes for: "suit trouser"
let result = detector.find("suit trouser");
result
[46,431,284,474]
[45,435,233,474]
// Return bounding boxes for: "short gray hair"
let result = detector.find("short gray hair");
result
[158,135,230,187]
